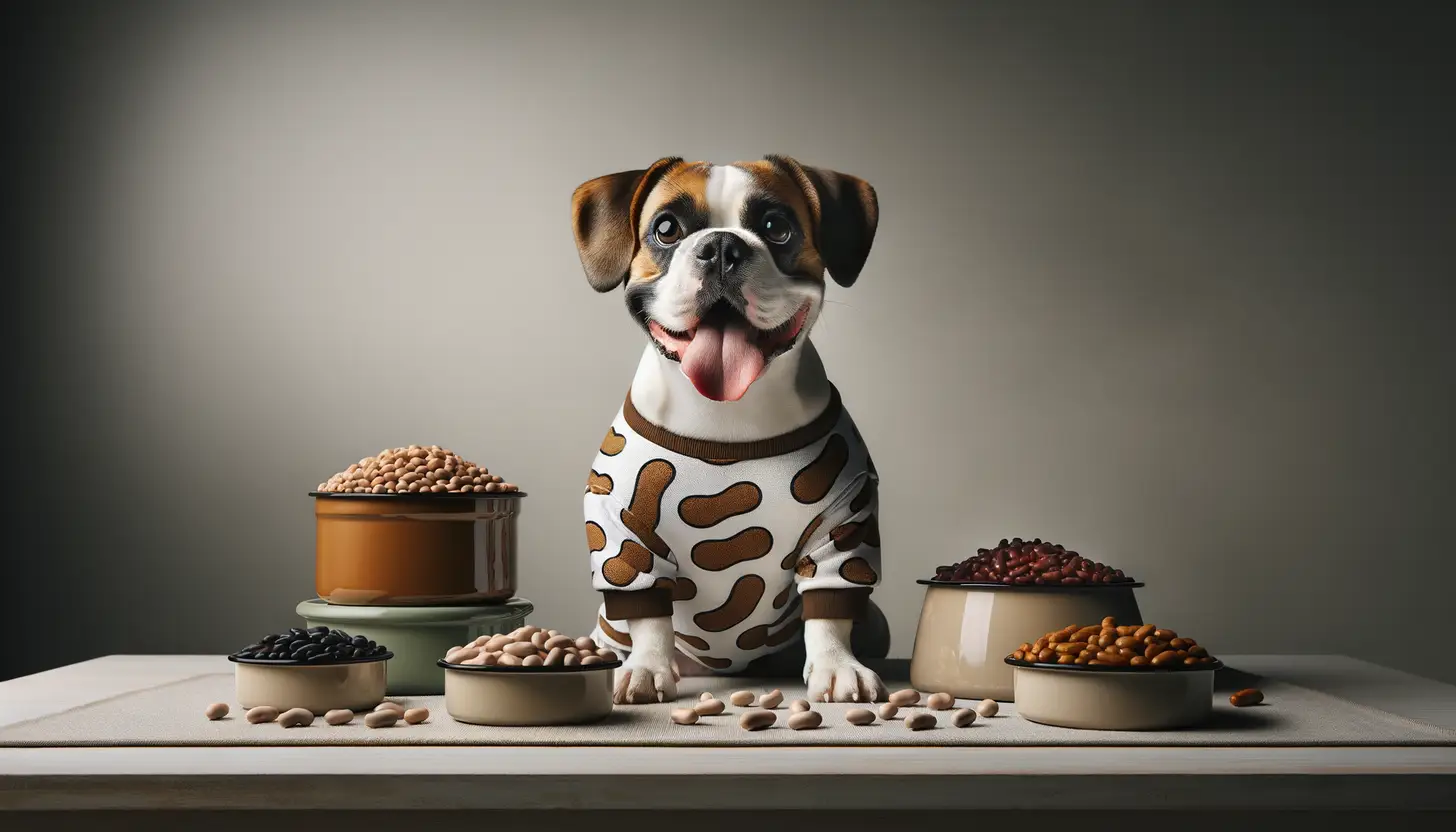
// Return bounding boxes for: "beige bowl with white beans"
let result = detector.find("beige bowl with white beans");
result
[438,626,621,726]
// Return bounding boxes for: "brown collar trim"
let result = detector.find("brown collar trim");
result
[622,386,842,462]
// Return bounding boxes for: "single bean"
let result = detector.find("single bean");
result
[1134,624,1155,640]
[544,635,574,650]
[1151,650,1180,666]
[403,708,429,724]
[204,702,229,720]
[694,698,726,716]
[700,691,715,701]
[375,702,405,714]
[759,689,784,709]
[278,708,314,728]
[878,702,899,720]
[575,636,597,651]
[739,710,777,731]
[597,650,618,662]
[522,655,544,667]
[544,647,564,666]
[976,698,1000,717]
[531,631,549,648]
[729,691,756,706]
[671,708,700,725]
[503,642,537,658]
[1230,688,1265,707]
[1154,629,1177,641]
[789,699,811,713]
[580,655,603,666]
[498,652,523,666]
[904,713,936,731]
[889,688,921,707]
[324,709,354,725]
[845,708,877,725]
[788,711,823,730]
[951,708,978,727]
[927,692,954,710]
[245,706,280,724]
[364,710,399,728]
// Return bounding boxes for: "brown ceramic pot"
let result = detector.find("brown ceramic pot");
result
[313,492,523,605]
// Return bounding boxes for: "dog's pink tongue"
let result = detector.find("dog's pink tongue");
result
[680,316,766,402]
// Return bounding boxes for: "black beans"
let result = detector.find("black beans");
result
[231,627,389,664]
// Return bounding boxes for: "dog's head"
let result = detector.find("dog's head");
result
[571,156,878,402]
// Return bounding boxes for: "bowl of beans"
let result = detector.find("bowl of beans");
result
[909,538,1144,702]
[438,625,621,726]
[1003,617,1222,730]
[312,445,524,606]
[230,627,393,715]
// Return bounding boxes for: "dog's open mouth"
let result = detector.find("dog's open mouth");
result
[647,301,810,402]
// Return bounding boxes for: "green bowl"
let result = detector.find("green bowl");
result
[295,597,533,695]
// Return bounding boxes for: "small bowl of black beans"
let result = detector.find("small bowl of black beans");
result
[230,626,393,715]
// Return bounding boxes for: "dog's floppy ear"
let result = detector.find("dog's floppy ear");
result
[571,157,683,292]
[765,155,878,287]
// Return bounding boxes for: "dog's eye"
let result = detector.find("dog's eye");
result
[760,212,793,245]
[652,215,683,246]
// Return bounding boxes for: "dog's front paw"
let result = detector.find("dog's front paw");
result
[805,656,887,703]
[613,654,679,704]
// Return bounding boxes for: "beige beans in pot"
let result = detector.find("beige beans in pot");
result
[441,628,616,671]
[317,445,519,494]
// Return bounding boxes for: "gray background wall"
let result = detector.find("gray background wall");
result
[4,0,1452,683]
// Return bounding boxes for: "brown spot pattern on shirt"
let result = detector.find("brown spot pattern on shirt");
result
[795,556,817,578]
[772,582,794,609]
[693,574,766,632]
[586,470,614,495]
[780,516,823,570]
[736,616,804,651]
[850,476,876,513]
[621,459,675,556]
[839,556,878,586]
[676,631,710,650]
[690,527,774,571]
[585,521,607,553]
[600,427,626,455]
[791,433,848,504]
[830,514,879,551]
[697,655,734,669]
[678,481,762,528]
[672,576,698,601]
[601,540,654,587]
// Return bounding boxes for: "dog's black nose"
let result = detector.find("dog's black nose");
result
[693,231,746,275]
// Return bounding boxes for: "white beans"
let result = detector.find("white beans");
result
[976,698,1000,717]
[729,691,756,706]
[927,692,955,710]
[694,698,725,716]
[444,628,614,670]
[758,689,784,709]
[375,701,404,714]
[204,702,229,720]
[671,708,700,725]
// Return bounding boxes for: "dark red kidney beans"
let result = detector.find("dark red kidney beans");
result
[1042,571,1062,581]
[1061,576,1083,585]
[1015,575,1033,584]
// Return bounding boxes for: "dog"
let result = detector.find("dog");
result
[570,156,887,705]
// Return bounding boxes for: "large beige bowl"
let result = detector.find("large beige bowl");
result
[440,659,619,726]
[1009,658,1221,730]
[232,655,390,714]
[908,580,1143,701]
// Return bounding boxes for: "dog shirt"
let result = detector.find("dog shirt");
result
[584,385,881,673]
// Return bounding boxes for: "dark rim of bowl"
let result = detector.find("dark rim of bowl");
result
[309,490,527,499]
[229,652,395,666]
[1003,656,1223,673]
[917,579,1144,590]
[437,658,623,674]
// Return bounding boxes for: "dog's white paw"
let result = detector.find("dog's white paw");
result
[613,654,679,704]
[805,656,887,703]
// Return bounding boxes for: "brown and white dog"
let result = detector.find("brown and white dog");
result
[571,156,887,704]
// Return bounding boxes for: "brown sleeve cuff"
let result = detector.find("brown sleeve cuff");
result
[801,588,871,620]
[602,587,674,619]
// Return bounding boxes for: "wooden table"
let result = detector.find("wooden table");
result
[1,654,1453,830]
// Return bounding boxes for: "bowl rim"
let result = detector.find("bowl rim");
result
[437,658,623,674]
[309,490,527,499]
[917,578,1144,590]
[1004,656,1223,673]
[229,652,394,667]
